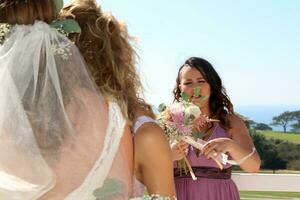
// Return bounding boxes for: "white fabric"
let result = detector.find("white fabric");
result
[65,102,126,200]
[131,177,146,198]
[132,115,156,134]
[0,21,132,199]
[0,171,39,191]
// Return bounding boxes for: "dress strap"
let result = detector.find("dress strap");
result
[132,115,156,134]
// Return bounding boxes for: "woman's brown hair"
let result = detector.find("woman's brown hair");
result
[173,57,233,130]
[0,0,55,24]
[60,0,154,123]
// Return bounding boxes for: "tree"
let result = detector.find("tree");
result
[291,111,300,132]
[250,131,287,172]
[291,123,300,132]
[263,149,287,173]
[248,120,257,129]
[287,160,300,170]
[271,111,294,133]
[276,141,300,163]
[254,123,273,131]
[291,111,300,123]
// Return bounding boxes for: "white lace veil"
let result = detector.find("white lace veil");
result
[0,21,132,199]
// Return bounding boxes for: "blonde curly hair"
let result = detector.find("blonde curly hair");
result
[60,0,154,123]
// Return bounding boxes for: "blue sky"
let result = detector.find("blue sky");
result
[65,0,300,107]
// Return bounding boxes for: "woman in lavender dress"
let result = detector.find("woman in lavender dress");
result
[171,57,261,200]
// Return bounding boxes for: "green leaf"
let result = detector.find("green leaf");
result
[53,0,64,16]
[181,92,189,102]
[184,114,195,125]
[93,179,123,200]
[188,115,195,122]
[192,131,204,140]
[158,103,166,112]
[184,116,190,125]
[51,19,81,34]
[193,87,201,98]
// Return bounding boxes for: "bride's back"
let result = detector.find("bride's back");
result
[38,93,133,200]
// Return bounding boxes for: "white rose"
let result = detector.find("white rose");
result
[185,104,201,119]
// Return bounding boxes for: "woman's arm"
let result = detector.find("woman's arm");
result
[202,114,261,173]
[228,114,261,172]
[134,122,176,197]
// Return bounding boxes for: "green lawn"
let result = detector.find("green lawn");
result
[238,131,300,199]
[257,131,300,144]
[233,170,300,174]
[240,191,300,199]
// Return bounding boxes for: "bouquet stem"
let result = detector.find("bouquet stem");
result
[182,136,223,170]
[212,157,223,170]
[183,156,197,180]
[178,146,197,180]
[208,118,220,122]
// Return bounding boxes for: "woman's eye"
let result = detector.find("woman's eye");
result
[183,82,192,85]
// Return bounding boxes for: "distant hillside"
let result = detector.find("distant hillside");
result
[257,130,300,144]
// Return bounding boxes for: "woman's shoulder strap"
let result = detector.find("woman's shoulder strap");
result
[132,115,156,134]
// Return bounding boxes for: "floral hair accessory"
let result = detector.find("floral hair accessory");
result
[0,23,10,45]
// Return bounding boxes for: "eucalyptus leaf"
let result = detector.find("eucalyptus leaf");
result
[184,117,190,126]
[181,92,189,102]
[193,87,201,98]
[93,179,123,200]
[53,0,64,16]
[192,131,204,140]
[189,115,195,122]
[158,103,166,112]
[51,19,81,34]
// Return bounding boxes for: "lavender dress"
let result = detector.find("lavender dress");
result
[175,124,240,200]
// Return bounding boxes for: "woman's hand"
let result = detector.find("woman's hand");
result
[201,138,236,159]
[193,114,210,128]
[171,140,189,161]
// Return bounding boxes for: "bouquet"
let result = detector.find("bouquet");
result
[157,88,222,180]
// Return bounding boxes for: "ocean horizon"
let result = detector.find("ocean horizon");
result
[235,104,300,131]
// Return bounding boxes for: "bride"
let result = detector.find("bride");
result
[0,0,134,199]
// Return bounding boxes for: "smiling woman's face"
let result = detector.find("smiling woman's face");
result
[179,66,211,105]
